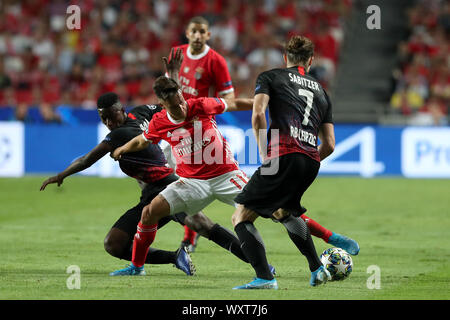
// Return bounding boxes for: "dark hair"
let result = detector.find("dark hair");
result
[285,35,314,66]
[97,92,120,109]
[153,76,180,100]
[187,16,209,28]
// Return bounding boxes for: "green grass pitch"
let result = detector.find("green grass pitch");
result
[0,176,449,300]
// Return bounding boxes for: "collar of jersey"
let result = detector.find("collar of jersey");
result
[166,110,185,124]
[186,45,210,60]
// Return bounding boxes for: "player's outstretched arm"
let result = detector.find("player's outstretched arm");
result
[318,123,335,161]
[223,98,254,112]
[111,134,150,160]
[40,142,111,191]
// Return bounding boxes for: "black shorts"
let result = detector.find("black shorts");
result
[234,152,320,218]
[111,174,186,236]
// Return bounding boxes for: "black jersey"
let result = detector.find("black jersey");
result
[255,66,333,162]
[102,104,173,183]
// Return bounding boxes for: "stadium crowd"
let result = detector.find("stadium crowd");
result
[390,0,449,126]
[0,0,352,123]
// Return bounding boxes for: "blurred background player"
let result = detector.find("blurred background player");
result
[232,35,351,289]
[168,16,236,252]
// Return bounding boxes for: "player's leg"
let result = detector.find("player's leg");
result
[181,226,199,253]
[107,203,195,276]
[184,212,250,264]
[105,228,178,264]
[111,177,215,275]
[109,195,176,276]
[210,170,276,271]
[272,209,330,286]
[300,214,360,255]
[220,170,355,253]
[167,176,252,264]
[160,141,199,251]
[231,205,278,289]
[104,203,173,263]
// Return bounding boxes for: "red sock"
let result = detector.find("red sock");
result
[300,214,333,243]
[183,225,198,245]
[132,222,158,268]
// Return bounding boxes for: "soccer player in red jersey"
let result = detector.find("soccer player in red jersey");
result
[169,16,235,251]
[109,76,256,276]
[173,16,235,100]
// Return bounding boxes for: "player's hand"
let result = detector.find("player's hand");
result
[163,48,184,74]
[40,175,64,191]
[111,147,123,161]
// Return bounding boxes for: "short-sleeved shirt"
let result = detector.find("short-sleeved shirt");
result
[142,97,239,179]
[255,66,333,162]
[171,44,234,99]
[102,104,173,183]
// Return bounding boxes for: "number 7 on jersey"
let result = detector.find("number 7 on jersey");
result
[298,88,314,126]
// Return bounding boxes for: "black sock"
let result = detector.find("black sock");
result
[280,214,321,272]
[208,224,249,263]
[157,215,175,229]
[234,221,273,280]
[122,243,176,264]
[145,247,177,264]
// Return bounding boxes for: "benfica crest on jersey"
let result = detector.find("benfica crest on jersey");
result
[194,67,204,80]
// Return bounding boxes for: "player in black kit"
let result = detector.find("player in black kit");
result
[232,35,342,289]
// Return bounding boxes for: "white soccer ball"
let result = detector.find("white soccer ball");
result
[320,247,353,281]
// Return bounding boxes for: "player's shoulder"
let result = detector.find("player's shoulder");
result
[186,97,217,105]
[106,124,128,140]
[257,67,285,80]
[149,106,166,118]
[186,97,203,108]
[172,44,189,53]
[186,97,214,111]
[304,74,327,95]
[130,104,161,115]
[148,107,167,125]
[207,46,224,57]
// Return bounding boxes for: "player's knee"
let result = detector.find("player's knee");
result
[231,210,246,227]
[141,196,170,225]
[232,205,258,226]
[272,208,290,222]
[104,236,124,258]
[141,204,153,225]
[186,213,214,237]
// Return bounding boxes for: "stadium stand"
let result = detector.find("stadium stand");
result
[387,0,449,126]
[331,0,414,123]
[0,0,352,124]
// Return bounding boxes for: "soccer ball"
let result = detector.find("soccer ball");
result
[320,247,353,281]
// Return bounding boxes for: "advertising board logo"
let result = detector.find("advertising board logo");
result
[401,128,450,178]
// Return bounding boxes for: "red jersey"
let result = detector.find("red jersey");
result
[171,44,234,99]
[142,97,239,179]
